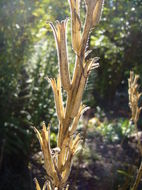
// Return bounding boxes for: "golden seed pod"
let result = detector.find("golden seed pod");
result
[93,0,104,27]
[48,77,65,122]
[49,20,71,91]
[85,0,104,27]
[68,0,81,54]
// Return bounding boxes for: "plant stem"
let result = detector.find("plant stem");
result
[131,160,142,190]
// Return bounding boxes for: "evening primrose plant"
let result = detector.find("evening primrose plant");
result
[128,71,142,190]
[34,0,104,189]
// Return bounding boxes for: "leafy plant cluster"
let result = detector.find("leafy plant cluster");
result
[88,0,142,106]
[0,0,67,188]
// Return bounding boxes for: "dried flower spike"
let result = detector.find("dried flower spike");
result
[34,0,104,189]
[128,71,142,124]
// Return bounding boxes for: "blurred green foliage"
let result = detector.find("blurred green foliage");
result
[0,0,68,189]
[89,0,142,105]
[95,119,135,142]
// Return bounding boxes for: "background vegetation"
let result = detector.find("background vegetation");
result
[0,0,142,189]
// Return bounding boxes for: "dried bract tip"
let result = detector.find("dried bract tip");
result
[65,184,69,190]
[34,178,41,190]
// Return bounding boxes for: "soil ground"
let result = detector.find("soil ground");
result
[69,127,142,190]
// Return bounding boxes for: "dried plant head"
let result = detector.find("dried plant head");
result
[128,71,142,124]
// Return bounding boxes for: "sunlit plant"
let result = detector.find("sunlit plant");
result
[34,0,104,189]
[128,71,142,190]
